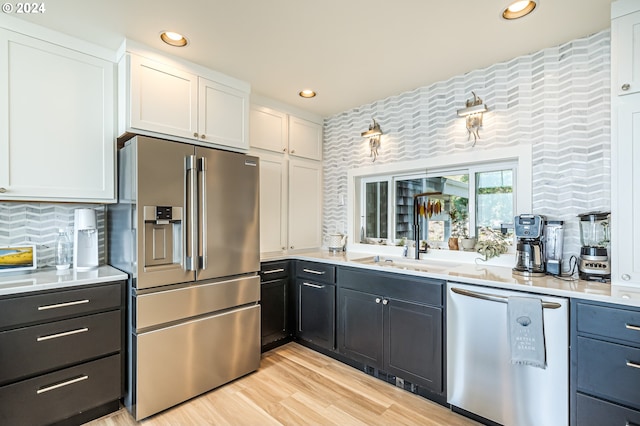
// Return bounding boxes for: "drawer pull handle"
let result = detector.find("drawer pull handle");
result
[626,324,640,332]
[627,422,640,426]
[38,299,89,311]
[37,327,89,342]
[302,282,324,289]
[37,375,88,394]
[626,360,640,369]
[263,268,285,275]
[302,268,325,275]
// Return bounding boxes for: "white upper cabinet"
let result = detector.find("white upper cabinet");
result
[120,45,250,151]
[0,28,115,202]
[250,102,322,160]
[288,116,322,161]
[611,0,640,287]
[612,4,640,96]
[288,158,322,251]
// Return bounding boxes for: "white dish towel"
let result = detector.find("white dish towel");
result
[507,296,546,369]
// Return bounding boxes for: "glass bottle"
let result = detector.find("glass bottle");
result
[54,229,71,270]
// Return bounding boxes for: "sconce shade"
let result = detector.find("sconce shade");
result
[361,120,383,138]
[457,103,488,116]
[362,119,383,162]
[457,92,487,146]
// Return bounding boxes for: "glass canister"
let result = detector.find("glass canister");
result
[578,212,610,248]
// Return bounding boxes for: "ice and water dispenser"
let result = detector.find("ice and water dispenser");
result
[143,206,183,269]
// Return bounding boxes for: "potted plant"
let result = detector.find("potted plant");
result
[475,226,509,261]
[448,207,462,250]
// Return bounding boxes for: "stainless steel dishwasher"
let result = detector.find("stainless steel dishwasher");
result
[446,282,568,426]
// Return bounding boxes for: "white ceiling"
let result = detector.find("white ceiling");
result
[8,0,612,117]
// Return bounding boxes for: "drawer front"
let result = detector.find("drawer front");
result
[577,336,640,410]
[577,393,640,426]
[338,267,443,306]
[296,261,336,284]
[577,302,640,345]
[260,260,290,281]
[0,310,121,385]
[0,354,121,426]
[0,282,123,330]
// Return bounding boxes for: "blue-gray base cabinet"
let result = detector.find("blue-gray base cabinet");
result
[337,267,445,404]
[571,298,640,426]
[295,261,337,352]
[0,281,124,426]
[260,260,293,352]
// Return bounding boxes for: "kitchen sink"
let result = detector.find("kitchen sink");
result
[352,256,459,273]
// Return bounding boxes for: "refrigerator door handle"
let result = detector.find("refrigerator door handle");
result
[185,155,198,271]
[198,156,207,271]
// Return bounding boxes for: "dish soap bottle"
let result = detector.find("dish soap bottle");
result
[54,229,71,270]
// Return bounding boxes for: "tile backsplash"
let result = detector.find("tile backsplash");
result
[322,30,611,265]
[0,203,106,269]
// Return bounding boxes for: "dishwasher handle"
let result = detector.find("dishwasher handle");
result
[450,287,562,309]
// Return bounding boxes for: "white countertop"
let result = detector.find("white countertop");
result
[263,250,640,308]
[0,265,128,297]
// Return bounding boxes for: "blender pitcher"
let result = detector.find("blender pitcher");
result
[544,220,564,275]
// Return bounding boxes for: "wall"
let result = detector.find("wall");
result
[0,203,106,269]
[323,30,611,264]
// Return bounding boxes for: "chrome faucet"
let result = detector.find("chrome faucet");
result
[413,191,435,260]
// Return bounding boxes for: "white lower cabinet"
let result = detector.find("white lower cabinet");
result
[0,28,115,202]
[252,151,322,255]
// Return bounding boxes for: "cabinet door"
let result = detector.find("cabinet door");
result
[612,93,640,285]
[288,158,322,250]
[612,10,640,96]
[261,278,288,347]
[337,288,383,367]
[288,115,322,160]
[250,105,288,153]
[297,280,335,350]
[254,151,288,254]
[198,77,249,150]
[0,30,115,202]
[128,53,198,140]
[384,298,443,393]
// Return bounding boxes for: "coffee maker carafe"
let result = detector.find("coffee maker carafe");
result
[73,208,99,271]
[513,214,545,277]
[578,212,611,282]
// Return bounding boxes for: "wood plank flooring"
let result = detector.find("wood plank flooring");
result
[85,343,479,425]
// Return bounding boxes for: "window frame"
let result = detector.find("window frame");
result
[348,145,532,253]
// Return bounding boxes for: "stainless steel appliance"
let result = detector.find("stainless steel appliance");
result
[108,135,260,420]
[513,214,545,277]
[447,282,569,426]
[73,208,99,270]
[578,211,611,282]
[544,220,564,276]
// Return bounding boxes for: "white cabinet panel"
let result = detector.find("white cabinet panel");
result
[256,152,287,254]
[612,9,640,96]
[198,77,248,150]
[0,29,115,202]
[289,116,322,160]
[249,106,287,153]
[128,54,198,139]
[289,159,322,251]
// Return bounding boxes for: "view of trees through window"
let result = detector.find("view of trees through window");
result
[361,164,515,248]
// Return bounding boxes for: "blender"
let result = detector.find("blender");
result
[578,212,611,282]
[544,220,564,276]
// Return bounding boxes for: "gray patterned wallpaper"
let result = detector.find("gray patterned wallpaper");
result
[322,30,611,263]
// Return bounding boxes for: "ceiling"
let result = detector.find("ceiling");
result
[8,0,612,117]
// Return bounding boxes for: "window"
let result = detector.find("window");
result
[358,162,516,248]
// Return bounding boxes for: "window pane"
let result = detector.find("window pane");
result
[365,181,388,239]
[476,169,514,234]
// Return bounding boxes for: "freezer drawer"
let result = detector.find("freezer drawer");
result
[133,304,260,420]
[135,275,260,330]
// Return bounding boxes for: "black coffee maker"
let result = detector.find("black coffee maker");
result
[513,214,546,277]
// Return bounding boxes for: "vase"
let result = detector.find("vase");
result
[461,237,476,251]
[448,237,459,251]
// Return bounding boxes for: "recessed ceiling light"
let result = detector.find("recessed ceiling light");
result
[299,89,317,98]
[502,0,537,20]
[160,31,189,47]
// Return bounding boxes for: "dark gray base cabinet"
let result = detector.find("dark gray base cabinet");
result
[260,261,292,351]
[337,267,444,395]
[0,281,124,426]
[295,261,336,351]
[571,299,640,426]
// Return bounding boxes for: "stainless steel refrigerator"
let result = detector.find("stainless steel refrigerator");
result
[108,135,260,420]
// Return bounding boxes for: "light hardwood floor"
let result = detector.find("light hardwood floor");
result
[85,343,479,425]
